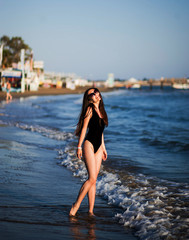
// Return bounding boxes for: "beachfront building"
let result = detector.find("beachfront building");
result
[114,79,126,88]
[66,77,91,90]
[0,50,42,92]
[66,78,76,90]
[43,72,76,88]
[0,67,40,92]
[43,72,63,88]
[43,72,91,89]
[105,73,115,87]
[125,77,141,89]
[74,78,92,87]
[93,80,106,88]
[33,61,44,88]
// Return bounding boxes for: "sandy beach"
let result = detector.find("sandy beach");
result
[0,86,115,102]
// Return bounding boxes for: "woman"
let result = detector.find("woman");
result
[6,81,12,102]
[69,88,108,216]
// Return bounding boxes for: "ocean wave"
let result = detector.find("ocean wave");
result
[140,136,189,152]
[58,144,189,240]
[2,118,189,239]
[0,120,74,142]
[15,123,74,141]
[110,105,130,111]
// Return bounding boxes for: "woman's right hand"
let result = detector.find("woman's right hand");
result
[77,148,82,159]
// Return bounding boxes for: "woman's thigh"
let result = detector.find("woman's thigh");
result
[94,146,103,176]
[83,140,96,179]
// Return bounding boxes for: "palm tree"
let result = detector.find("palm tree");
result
[0,35,32,68]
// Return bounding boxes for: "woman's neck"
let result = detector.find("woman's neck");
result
[93,102,103,118]
[93,102,99,110]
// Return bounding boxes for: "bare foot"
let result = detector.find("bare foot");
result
[69,203,79,216]
[88,212,95,217]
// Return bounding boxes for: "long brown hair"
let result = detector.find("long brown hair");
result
[75,88,108,136]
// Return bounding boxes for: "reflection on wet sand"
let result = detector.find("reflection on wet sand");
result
[69,215,96,240]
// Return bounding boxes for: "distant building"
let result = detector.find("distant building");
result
[66,78,75,90]
[74,78,89,87]
[106,73,114,87]
[33,61,44,69]
[127,77,138,83]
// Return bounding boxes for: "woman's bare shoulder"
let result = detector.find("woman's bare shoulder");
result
[85,106,93,118]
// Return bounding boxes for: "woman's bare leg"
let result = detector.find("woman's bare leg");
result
[87,184,96,215]
[9,93,12,100]
[6,93,12,101]
[69,141,97,216]
[88,146,103,215]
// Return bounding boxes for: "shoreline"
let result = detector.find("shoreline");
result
[0,86,116,101]
[0,116,136,240]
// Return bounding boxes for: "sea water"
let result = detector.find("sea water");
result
[0,88,189,239]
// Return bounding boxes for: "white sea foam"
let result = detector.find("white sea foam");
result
[58,144,189,240]
[15,123,74,141]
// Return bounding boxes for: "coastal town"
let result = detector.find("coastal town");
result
[0,36,189,101]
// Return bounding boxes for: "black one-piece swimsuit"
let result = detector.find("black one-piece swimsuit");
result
[85,108,105,153]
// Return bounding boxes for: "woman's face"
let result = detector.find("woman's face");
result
[87,88,101,103]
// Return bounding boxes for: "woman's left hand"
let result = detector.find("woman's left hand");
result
[77,148,82,159]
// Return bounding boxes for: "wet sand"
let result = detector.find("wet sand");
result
[0,123,136,240]
[0,86,115,101]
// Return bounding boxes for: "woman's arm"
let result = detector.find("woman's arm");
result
[102,133,107,161]
[77,107,92,159]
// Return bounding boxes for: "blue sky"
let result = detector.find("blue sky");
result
[0,0,189,80]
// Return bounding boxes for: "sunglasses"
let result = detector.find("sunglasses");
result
[88,89,99,98]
